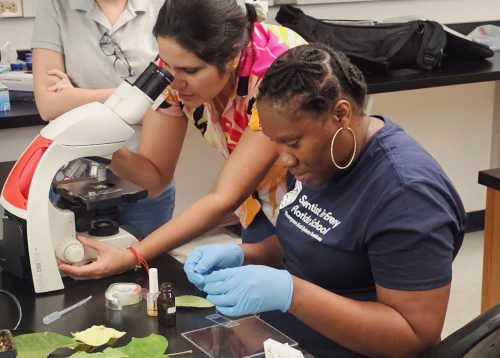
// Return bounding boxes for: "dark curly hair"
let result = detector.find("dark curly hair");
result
[258,43,367,116]
[153,0,258,73]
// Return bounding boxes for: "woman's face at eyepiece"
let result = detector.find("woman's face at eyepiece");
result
[157,36,233,107]
[258,99,338,188]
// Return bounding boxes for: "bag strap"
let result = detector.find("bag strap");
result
[416,21,447,70]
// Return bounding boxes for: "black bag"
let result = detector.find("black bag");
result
[276,5,493,73]
[442,24,495,61]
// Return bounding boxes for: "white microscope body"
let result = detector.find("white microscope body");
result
[0,63,172,293]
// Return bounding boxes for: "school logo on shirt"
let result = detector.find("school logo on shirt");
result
[281,184,342,243]
[279,180,302,209]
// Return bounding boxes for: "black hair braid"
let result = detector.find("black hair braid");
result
[267,59,323,94]
[326,50,367,107]
[259,43,367,115]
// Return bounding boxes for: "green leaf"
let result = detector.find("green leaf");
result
[176,295,214,308]
[14,329,173,358]
[14,332,78,358]
[107,334,169,358]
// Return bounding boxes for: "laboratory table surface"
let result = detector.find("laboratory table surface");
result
[0,101,44,130]
[0,253,228,357]
[365,50,500,94]
[364,20,500,93]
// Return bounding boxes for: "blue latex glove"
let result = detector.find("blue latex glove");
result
[203,265,293,316]
[183,243,244,290]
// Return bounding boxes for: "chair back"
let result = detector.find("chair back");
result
[425,303,500,357]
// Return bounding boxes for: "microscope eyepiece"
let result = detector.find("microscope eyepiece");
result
[133,62,174,101]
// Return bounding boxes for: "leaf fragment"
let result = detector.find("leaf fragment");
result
[72,325,125,347]
[176,295,214,308]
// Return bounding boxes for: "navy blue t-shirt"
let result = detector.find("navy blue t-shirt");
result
[262,117,467,358]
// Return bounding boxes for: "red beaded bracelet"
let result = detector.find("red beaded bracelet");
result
[128,246,150,273]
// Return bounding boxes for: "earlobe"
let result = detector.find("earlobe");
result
[230,52,242,71]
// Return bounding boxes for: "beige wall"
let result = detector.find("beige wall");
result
[173,125,225,213]
[371,84,494,212]
[0,17,33,50]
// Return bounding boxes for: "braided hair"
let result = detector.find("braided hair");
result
[153,0,257,73]
[258,43,367,116]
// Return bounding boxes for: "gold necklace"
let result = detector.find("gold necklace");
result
[213,71,237,115]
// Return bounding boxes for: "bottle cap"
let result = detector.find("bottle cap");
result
[160,282,172,290]
[149,268,159,293]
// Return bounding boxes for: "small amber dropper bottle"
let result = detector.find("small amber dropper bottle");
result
[157,282,176,327]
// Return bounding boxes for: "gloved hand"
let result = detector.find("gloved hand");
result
[183,243,244,290]
[203,265,293,316]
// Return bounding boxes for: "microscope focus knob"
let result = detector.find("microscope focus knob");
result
[56,240,85,263]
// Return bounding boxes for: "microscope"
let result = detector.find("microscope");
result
[0,62,173,293]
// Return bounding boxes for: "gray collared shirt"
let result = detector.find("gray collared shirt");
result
[31,0,163,89]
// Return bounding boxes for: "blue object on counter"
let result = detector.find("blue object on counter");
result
[25,51,32,71]
[9,60,26,71]
[10,63,23,71]
[0,83,10,112]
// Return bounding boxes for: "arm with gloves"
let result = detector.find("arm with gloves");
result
[201,266,449,357]
[184,242,245,290]
[183,236,293,316]
[183,234,284,289]
[203,265,293,316]
[184,240,449,357]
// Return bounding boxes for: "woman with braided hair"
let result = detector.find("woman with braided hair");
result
[184,44,467,357]
[58,0,307,279]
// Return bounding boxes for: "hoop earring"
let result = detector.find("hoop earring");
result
[330,126,357,170]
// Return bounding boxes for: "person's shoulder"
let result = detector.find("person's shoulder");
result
[368,117,451,186]
[127,0,163,16]
[376,117,434,165]
[50,0,77,10]
[147,0,165,5]
[36,0,62,10]
[148,0,165,13]
[255,23,308,47]
[37,0,80,15]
